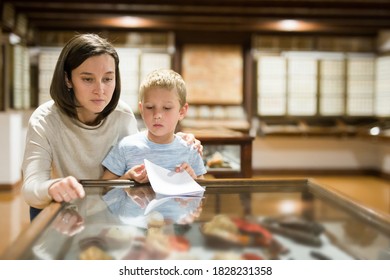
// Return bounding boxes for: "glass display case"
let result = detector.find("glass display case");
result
[181,128,254,178]
[2,179,390,260]
[203,145,241,174]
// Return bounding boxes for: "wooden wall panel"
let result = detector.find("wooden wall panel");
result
[182,44,243,105]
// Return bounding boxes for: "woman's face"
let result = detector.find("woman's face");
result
[66,54,116,125]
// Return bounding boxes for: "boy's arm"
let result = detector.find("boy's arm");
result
[123,164,149,183]
[103,164,148,183]
[102,168,120,180]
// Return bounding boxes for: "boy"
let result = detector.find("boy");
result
[102,69,206,183]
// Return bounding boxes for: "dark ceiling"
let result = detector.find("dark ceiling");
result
[3,0,390,36]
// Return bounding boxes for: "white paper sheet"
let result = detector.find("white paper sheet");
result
[144,159,205,196]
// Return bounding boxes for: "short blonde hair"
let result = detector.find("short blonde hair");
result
[139,69,187,107]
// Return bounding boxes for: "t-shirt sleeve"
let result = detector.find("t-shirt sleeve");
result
[190,150,207,176]
[102,143,127,176]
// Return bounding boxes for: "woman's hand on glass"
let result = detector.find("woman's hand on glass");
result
[48,176,85,203]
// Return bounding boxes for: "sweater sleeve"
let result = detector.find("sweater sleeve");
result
[21,113,58,209]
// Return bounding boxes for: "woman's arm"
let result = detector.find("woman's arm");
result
[22,118,84,208]
[22,121,60,208]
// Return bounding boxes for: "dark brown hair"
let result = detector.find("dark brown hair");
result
[50,33,121,123]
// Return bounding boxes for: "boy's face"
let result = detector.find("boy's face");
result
[139,87,188,144]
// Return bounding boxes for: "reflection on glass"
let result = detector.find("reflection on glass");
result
[103,187,204,228]
[16,182,390,260]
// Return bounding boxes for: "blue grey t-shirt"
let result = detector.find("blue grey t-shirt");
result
[102,131,206,177]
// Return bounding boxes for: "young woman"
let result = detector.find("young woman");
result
[22,34,201,220]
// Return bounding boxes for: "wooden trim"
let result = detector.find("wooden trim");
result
[252,168,380,177]
[0,202,63,260]
[308,178,390,233]
[0,180,22,191]
[379,172,390,181]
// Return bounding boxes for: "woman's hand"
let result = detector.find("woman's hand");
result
[176,132,203,156]
[48,176,85,203]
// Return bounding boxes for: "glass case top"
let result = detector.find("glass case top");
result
[12,179,390,260]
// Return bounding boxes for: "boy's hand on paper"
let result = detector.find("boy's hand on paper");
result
[126,164,149,183]
[175,162,197,179]
[144,159,204,196]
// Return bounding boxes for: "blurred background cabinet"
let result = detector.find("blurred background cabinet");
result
[1,1,390,185]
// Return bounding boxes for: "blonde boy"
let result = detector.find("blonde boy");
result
[102,69,206,183]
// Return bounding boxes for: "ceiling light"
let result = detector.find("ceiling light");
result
[279,20,299,31]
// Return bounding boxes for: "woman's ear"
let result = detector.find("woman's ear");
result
[64,72,72,89]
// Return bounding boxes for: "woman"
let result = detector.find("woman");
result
[22,33,200,220]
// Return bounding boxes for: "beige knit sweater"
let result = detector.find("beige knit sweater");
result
[22,100,138,208]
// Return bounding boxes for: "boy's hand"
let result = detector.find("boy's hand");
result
[175,162,197,179]
[126,164,149,183]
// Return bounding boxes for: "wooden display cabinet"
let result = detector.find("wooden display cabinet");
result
[182,128,254,178]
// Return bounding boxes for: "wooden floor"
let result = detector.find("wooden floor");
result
[1,175,390,256]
